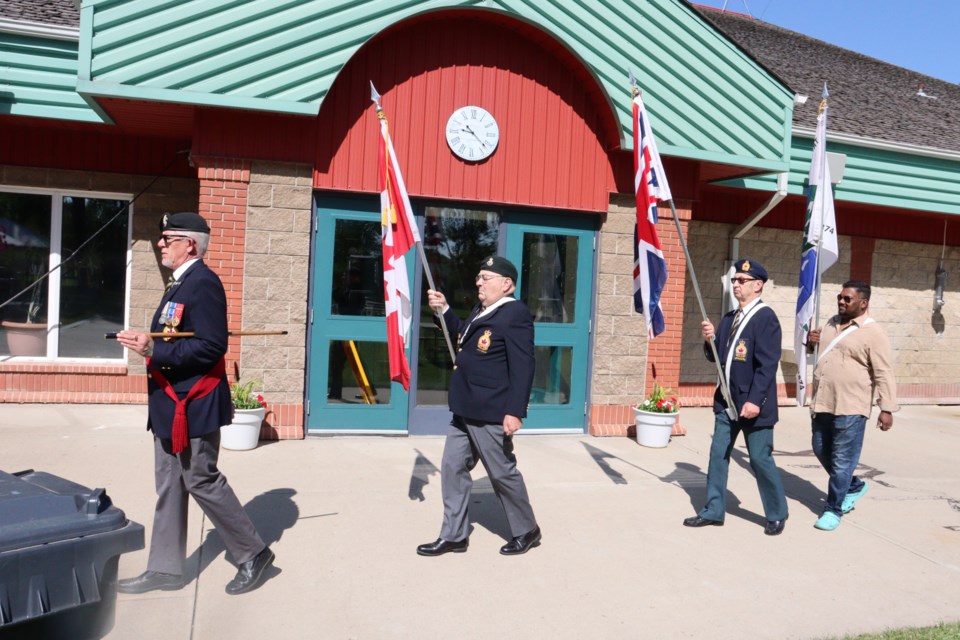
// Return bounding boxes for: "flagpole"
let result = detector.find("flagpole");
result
[665,198,737,421]
[415,241,457,363]
[370,82,456,365]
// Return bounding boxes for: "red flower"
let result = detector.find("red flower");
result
[257,394,266,407]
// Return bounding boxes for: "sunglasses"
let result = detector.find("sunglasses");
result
[837,294,860,303]
[730,277,758,285]
[158,234,190,246]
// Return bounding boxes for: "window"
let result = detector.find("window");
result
[0,189,131,360]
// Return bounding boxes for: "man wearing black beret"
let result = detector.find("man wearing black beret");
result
[418,256,541,556]
[683,258,789,535]
[116,212,275,594]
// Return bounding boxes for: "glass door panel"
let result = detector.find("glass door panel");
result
[505,213,596,431]
[408,207,499,434]
[307,195,409,432]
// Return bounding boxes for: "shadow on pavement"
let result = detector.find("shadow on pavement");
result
[185,488,300,583]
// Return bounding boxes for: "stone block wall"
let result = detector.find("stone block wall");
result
[239,160,313,439]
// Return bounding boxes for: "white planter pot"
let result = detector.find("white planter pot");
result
[633,407,678,448]
[222,407,265,451]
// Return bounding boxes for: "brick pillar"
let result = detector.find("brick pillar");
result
[194,157,250,376]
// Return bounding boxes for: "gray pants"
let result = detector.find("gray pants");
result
[439,416,537,542]
[147,432,264,576]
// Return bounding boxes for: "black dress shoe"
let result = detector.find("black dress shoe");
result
[683,515,724,528]
[764,519,787,536]
[500,526,542,555]
[417,538,469,556]
[118,571,184,594]
[226,547,275,595]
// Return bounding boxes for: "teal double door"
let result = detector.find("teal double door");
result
[307,195,595,434]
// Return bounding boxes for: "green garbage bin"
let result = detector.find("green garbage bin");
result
[0,469,145,639]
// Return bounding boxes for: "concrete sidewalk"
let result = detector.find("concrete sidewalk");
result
[2,403,959,639]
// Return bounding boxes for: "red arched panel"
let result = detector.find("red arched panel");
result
[314,10,619,212]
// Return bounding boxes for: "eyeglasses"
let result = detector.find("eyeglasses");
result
[158,234,190,246]
[476,274,504,282]
[730,277,758,285]
[837,294,859,303]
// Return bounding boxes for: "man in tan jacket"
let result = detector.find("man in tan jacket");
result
[806,280,898,531]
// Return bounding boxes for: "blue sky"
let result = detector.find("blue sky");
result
[691,1,958,83]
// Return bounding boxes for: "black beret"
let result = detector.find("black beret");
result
[480,255,518,282]
[160,212,210,234]
[734,258,768,282]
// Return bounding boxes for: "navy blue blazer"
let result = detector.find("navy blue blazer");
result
[146,260,233,439]
[440,298,535,424]
[703,302,781,427]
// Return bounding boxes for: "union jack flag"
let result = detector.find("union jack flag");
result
[632,91,672,338]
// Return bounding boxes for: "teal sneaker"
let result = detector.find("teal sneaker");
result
[841,481,869,513]
[814,512,841,531]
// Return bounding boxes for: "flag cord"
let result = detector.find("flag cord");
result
[665,198,737,420]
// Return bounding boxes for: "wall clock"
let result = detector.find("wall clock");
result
[445,106,500,161]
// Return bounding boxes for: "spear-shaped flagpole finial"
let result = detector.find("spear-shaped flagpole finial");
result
[628,68,639,97]
[370,81,382,110]
[821,81,829,100]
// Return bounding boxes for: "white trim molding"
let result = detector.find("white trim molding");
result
[0,18,79,42]
[793,126,960,162]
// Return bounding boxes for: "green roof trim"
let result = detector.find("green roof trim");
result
[79,0,794,170]
[0,31,105,123]
[716,136,960,216]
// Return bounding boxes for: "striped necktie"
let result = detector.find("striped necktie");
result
[726,309,743,351]
[165,276,176,292]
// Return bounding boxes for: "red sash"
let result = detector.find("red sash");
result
[147,358,226,454]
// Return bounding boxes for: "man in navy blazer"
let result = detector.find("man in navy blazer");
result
[116,212,274,595]
[417,256,541,556]
[683,259,789,535]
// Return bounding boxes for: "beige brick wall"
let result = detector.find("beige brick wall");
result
[871,239,960,387]
[239,161,313,405]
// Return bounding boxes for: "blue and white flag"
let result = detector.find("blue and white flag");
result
[632,91,673,339]
[795,85,839,406]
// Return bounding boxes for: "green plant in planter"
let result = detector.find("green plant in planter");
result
[230,378,267,410]
[636,381,679,414]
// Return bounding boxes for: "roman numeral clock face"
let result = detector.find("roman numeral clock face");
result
[445,106,500,162]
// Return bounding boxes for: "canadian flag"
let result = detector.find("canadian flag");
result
[377,106,420,391]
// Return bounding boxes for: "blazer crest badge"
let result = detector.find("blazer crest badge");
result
[477,330,492,352]
[734,339,748,361]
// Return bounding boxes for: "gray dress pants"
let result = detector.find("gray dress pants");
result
[439,416,537,542]
[147,431,264,575]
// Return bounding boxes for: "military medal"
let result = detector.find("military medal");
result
[734,339,748,361]
[160,302,184,341]
[160,301,183,327]
[477,329,491,352]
